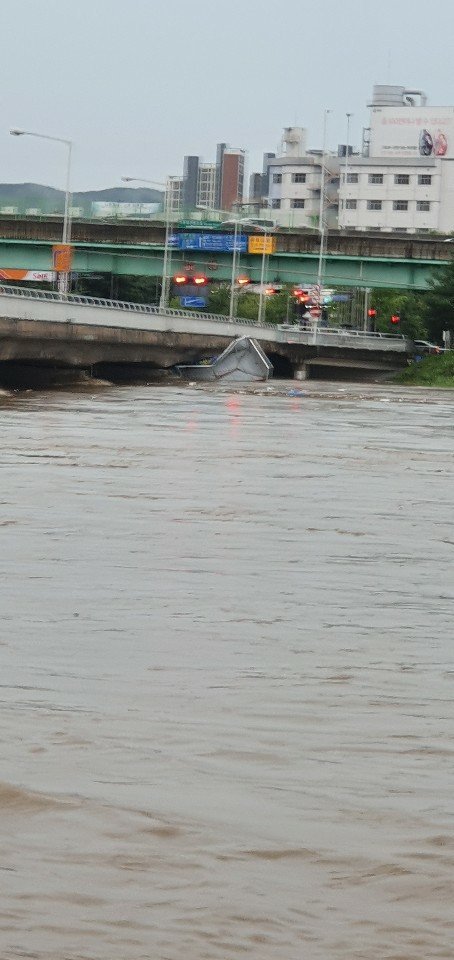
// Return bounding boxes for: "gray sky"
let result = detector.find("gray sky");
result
[2,0,454,191]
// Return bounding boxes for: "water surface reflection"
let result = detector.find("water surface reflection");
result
[0,384,453,959]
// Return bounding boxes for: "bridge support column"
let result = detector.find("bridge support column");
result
[294,363,308,381]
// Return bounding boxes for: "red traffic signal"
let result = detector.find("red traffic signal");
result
[173,274,188,285]
[193,275,208,286]
[367,308,377,318]
[391,314,400,325]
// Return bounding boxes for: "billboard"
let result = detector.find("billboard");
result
[370,106,454,159]
[0,269,55,282]
[248,236,276,255]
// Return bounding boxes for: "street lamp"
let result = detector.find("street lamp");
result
[343,112,353,230]
[221,217,274,322]
[10,128,73,293]
[254,222,276,325]
[220,218,246,320]
[315,109,331,336]
[121,175,171,309]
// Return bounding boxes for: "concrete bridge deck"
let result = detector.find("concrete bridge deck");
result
[0,286,412,382]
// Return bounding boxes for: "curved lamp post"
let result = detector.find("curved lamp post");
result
[122,175,170,308]
[221,217,275,322]
[11,128,73,293]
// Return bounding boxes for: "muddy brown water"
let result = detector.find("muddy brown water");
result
[0,382,453,959]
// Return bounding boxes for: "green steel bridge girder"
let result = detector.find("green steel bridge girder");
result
[0,238,449,291]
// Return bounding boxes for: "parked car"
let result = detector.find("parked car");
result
[412,340,444,355]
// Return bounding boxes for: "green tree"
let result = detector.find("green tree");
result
[206,285,230,315]
[424,261,454,342]
[371,289,428,339]
[207,284,292,324]
[76,273,160,304]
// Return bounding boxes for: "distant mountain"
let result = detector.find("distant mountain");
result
[74,186,163,203]
[0,182,163,215]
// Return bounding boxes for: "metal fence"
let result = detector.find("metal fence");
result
[277,323,407,341]
[0,284,276,330]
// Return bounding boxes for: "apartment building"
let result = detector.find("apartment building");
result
[216,145,245,211]
[197,163,216,210]
[167,144,245,216]
[166,176,183,215]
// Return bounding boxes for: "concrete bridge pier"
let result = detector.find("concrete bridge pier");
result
[294,364,308,381]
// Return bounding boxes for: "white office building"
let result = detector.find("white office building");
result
[338,85,454,233]
[264,87,454,234]
[265,127,340,229]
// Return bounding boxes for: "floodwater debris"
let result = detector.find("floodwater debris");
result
[176,337,273,383]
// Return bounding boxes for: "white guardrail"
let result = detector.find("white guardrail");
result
[0,284,276,330]
[277,323,407,341]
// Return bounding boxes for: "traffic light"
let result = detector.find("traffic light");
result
[236,275,250,286]
[171,272,210,303]
[367,308,377,319]
[391,313,400,325]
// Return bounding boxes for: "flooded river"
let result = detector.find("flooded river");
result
[0,382,453,959]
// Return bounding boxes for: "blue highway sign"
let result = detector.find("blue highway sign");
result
[180,296,207,308]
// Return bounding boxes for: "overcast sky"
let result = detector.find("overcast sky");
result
[2,0,453,192]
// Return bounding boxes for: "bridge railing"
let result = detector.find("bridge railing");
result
[277,323,407,342]
[0,284,412,348]
[0,284,277,330]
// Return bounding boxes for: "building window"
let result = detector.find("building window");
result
[417,201,431,211]
[392,227,407,232]
[367,200,382,210]
[418,174,432,185]
[292,173,306,183]
[271,198,281,209]
[272,173,282,184]
[394,174,410,185]
[347,173,358,183]
[291,199,305,208]
[393,200,408,211]
[345,199,357,209]
[368,174,383,184]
